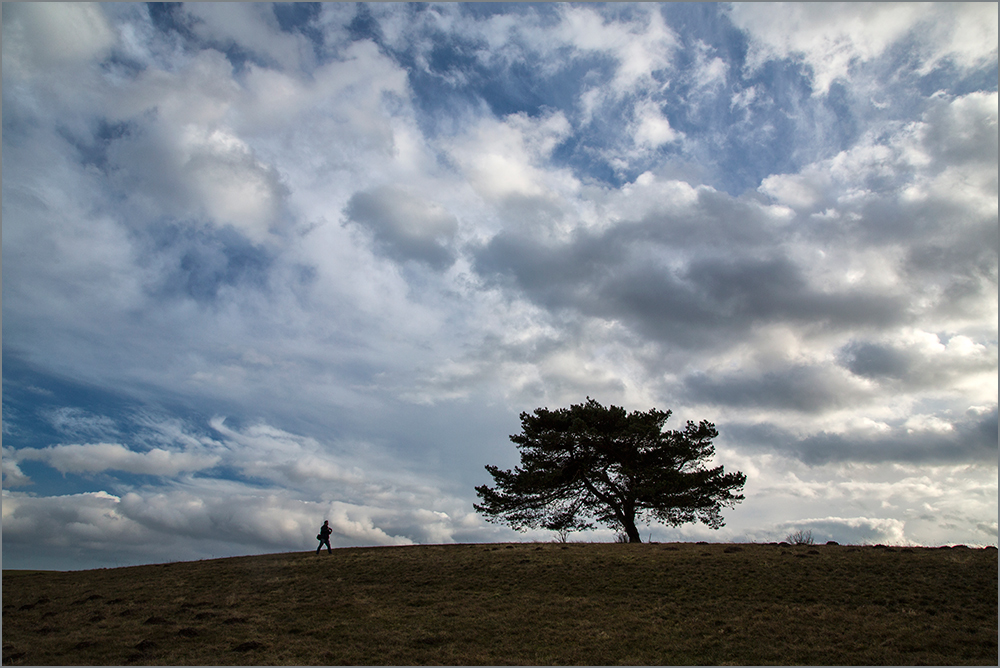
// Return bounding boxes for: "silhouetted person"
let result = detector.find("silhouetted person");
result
[316,520,333,555]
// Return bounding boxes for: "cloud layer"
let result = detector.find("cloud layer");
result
[3,3,996,569]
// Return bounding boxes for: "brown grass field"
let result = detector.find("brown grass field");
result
[2,541,997,665]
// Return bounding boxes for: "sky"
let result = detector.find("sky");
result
[2,2,997,571]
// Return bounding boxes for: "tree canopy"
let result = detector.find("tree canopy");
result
[474,398,746,543]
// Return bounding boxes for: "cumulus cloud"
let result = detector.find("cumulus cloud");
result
[472,185,910,354]
[684,364,872,414]
[0,484,470,568]
[345,186,459,269]
[427,3,677,98]
[12,442,221,476]
[443,110,575,223]
[760,516,911,546]
[101,57,290,243]
[758,92,998,230]
[2,2,116,73]
[714,450,999,547]
[631,100,681,148]
[108,486,417,548]
[729,3,998,95]
[2,491,145,550]
[729,405,998,465]
[183,2,314,73]
[206,418,368,491]
[554,4,677,96]
[2,448,33,488]
[839,331,997,394]
[1,413,486,567]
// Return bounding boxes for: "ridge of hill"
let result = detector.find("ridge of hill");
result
[3,541,997,665]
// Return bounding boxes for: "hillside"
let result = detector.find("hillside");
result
[2,542,997,665]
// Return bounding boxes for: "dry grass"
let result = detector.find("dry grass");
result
[2,542,996,665]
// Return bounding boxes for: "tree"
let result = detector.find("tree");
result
[474,398,746,543]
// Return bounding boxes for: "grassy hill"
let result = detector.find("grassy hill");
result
[2,541,996,665]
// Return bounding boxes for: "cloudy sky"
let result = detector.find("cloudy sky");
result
[3,2,997,571]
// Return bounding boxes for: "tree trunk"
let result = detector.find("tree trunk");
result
[623,517,642,543]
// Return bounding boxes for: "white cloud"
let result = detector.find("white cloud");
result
[2,491,146,550]
[44,407,120,439]
[98,51,289,242]
[2,412,492,567]
[727,456,999,547]
[919,90,1000,169]
[729,3,997,95]
[13,442,221,476]
[730,85,757,112]
[448,4,677,98]
[756,91,997,338]
[694,54,727,89]
[912,3,999,74]
[207,418,367,489]
[903,414,955,435]
[632,100,680,148]
[115,48,241,125]
[236,39,410,160]
[181,128,288,242]
[1,459,483,567]
[185,2,314,73]
[2,2,115,74]
[1,448,33,488]
[766,516,911,546]
[554,5,677,96]
[443,111,580,236]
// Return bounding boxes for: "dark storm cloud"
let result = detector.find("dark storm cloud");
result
[903,219,998,279]
[684,365,869,413]
[345,186,458,269]
[474,206,908,350]
[814,181,998,253]
[838,335,996,391]
[728,406,998,465]
[902,217,998,322]
[682,255,905,327]
[841,342,912,380]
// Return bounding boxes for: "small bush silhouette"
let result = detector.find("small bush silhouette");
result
[786,530,814,545]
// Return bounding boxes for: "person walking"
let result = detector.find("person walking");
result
[316,520,333,555]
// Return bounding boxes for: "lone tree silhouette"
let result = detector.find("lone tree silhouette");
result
[475,398,746,543]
